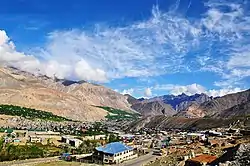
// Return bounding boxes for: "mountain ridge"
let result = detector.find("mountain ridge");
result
[0,66,134,121]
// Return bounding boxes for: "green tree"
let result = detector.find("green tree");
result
[108,134,119,143]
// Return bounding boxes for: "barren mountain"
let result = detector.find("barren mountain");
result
[0,67,133,121]
[179,89,250,118]
[127,115,250,132]
[175,103,206,118]
[125,95,176,116]
[175,93,212,111]
[150,93,212,111]
[215,101,250,118]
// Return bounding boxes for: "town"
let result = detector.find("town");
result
[1,0,250,166]
[0,118,249,166]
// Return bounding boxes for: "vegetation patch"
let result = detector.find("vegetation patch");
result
[0,105,71,122]
[0,138,63,161]
[97,106,140,120]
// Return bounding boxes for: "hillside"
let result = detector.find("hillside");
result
[215,101,250,118]
[131,100,176,116]
[0,67,134,121]
[128,115,250,131]
[125,94,176,116]
[182,89,250,118]
[126,93,212,117]
[150,93,212,111]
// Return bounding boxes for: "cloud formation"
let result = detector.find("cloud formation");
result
[121,88,134,95]
[0,30,108,82]
[144,88,152,97]
[154,83,244,97]
[1,0,250,89]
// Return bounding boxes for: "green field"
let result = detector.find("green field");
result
[0,105,71,122]
[97,106,140,120]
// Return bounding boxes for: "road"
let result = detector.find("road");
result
[117,153,158,166]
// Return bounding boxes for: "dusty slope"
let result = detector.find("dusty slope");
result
[128,115,250,131]
[131,100,176,116]
[215,101,250,118]
[179,89,250,118]
[125,94,176,116]
[0,67,133,121]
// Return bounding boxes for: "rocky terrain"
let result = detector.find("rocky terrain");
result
[126,93,213,117]
[150,93,212,111]
[125,94,176,116]
[131,100,175,116]
[182,89,250,118]
[127,115,250,131]
[126,90,250,118]
[127,89,250,131]
[212,143,250,166]
[0,67,133,121]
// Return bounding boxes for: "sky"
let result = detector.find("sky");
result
[0,0,250,98]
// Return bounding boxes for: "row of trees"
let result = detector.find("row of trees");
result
[0,104,71,122]
[97,106,139,120]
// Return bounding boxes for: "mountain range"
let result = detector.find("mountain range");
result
[0,67,133,121]
[125,89,250,119]
[0,66,249,123]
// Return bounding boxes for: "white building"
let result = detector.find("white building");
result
[61,135,83,148]
[92,142,137,164]
[29,136,42,143]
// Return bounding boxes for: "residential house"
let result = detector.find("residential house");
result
[61,135,83,148]
[185,154,217,166]
[92,142,137,164]
[29,136,42,143]
[69,138,83,148]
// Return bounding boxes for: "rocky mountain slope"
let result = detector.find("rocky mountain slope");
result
[214,101,250,118]
[126,93,212,117]
[127,115,250,131]
[125,94,176,116]
[182,89,250,118]
[0,67,133,121]
[131,100,175,116]
[127,89,250,119]
[150,93,212,111]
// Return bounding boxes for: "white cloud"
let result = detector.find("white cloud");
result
[0,30,108,82]
[227,52,250,69]
[171,84,206,96]
[0,30,40,72]
[155,83,206,96]
[121,88,134,95]
[74,59,107,82]
[154,83,244,97]
[206,87,243,97]
[0,30,9,45]
[0,0,250,87]
[144,88,152,97]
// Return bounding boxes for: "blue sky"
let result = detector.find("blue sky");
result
[0,0,250,97]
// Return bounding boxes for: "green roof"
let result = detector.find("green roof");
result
[5,129,13,133]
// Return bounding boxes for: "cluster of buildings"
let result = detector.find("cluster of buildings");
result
[1,120,249,166]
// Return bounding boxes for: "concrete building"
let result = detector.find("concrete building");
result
[92,142,137,164]
[69,138,83,148]
[29,136,42,143]
[61,135,83,148]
